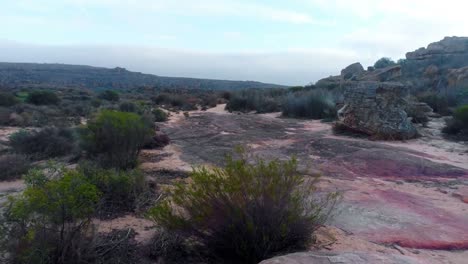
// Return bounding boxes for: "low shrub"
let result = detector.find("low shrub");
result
[119,101,138,113]
[143,133,171,149]
[147,228,189,263]
[80,110,153,169]
[148,150,339,263]
[9,127,77,159]
[0,92,18,107]
[282,89,337,119]
[443,105,468,138]
[25,90,60,105]
[98,90,120,102]
[78,164,151,217]
[152,108,168,122]
[225,89,282,113]
[416,92,458,115]
[0,154,31,181]
[0,168,100,264]
[0,107,12,125]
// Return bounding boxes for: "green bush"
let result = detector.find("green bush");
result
[0,154,31,181]
[10,127,77,160]
[98,90,120,102]
[80,110,153,169]
[78,164,151,216]
[0,92,19,107]
[282,89,337,119]
[443,105,468,137]
[152,108,168,122]
[374,57,397,69]
[25,90,60,105]
[148,150,339,264]
[1,168,100,264]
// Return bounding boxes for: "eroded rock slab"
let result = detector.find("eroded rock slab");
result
[260,252,423,264]
[159,110,468,262]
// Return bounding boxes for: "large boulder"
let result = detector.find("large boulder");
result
[341,62,365,80]
[359,65,402,82]
[315,75,341,90]
[337,81,418,139]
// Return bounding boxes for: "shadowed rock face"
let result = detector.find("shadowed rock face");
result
[337,81,418,139]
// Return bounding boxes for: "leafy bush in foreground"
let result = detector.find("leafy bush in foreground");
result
[1,169,100,264]
[148,150,339,264]
[80,110,153,169]
[9,127,77,160]
[0,154,31,181]
[282,89,337,119]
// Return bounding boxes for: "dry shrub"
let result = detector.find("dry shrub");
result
[147,150,339,264]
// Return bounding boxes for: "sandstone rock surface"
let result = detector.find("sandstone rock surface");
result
[259,252,423,264]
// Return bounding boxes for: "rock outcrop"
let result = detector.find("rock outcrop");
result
[337,81,418,139]
[402,37,468,93]
[341,62,365,80]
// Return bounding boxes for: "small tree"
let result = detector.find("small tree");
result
[80,110,153,169]
[148,150,339,263]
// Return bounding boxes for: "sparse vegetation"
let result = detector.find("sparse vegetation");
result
[0,92,18,107]
[9,127,77,160]
[282,89,337,119]
[98,90,120,102]
[443,105,468,138]
[148,150,339,264]
[0,154,31,181]
[25,90,60,105]
[225,89,284,113]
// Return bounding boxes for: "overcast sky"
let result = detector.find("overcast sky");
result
[1,0,467,85]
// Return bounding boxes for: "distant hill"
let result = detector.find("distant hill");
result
[0,62,286,90]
